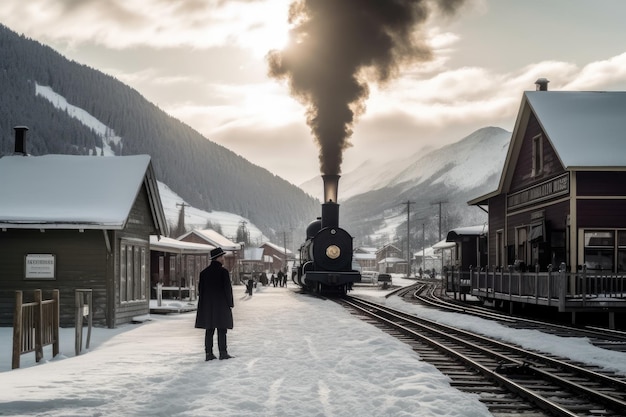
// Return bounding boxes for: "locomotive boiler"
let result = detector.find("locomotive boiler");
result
[294,174,361,295]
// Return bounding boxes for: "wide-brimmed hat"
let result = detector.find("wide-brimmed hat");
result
[210,247,226,260]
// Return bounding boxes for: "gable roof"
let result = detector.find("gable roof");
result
[150,235,214,254]
[179,229,240,251]
[0,154,167,233]
[525,91,626,168]
[446,225,488,242]
[260,241,293,256]
[469,90,626,206]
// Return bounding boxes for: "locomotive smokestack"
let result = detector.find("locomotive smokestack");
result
[14,126,29,155]
[322,174,340,203]
[321,174,340,229]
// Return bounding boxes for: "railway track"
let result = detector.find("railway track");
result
[406,282,626,353]
[338,294,626,417]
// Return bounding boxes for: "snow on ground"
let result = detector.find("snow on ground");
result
[1,277,625,416]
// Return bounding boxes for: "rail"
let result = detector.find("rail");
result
[12,289,60,369]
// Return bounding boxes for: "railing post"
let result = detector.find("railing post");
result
[34,289,43,363]
[582,265,587,307]
[52,289,60,358]
[558,262,566,311]
[157,282,163,306]
[547,264,553,306]
[75,289,93,355]
[12,291,23,370]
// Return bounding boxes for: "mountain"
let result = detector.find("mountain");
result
[0,24,319,245]
[336,127,511,251]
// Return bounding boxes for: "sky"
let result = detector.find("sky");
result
[3,278,626,416]
[2,0,626,185]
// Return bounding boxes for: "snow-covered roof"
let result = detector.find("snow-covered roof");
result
[446,225,488,241]
[179,229,240,251]
[353,252,376,260]
[432,239,456,251]
[526,91,626,168]
[355,247,377,254]
[377,257,405,264]
[260,241,293,256]
[414,247,437,258]
[150,236,214,254]
[469,90,626,206]
[0,154,167,232]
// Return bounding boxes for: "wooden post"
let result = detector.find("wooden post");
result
[558,262,566,311]
[75,290,83,356]
[12,291,23,370]
[52,289,60,358]
[34,289,43,363]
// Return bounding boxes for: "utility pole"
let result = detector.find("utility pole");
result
[282,230,288,273]
[431,200,447,280]
[431,201,447,241]
[402,201,415,278]
[175,202,189,237]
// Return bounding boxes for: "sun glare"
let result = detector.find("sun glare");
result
[235,1,291,58]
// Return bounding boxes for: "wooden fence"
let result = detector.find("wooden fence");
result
[12,289,60,369]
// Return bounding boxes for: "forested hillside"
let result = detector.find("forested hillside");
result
[0,24,319,240]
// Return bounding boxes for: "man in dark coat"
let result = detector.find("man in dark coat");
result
[195,247,234,361]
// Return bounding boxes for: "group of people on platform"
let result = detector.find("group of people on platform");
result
[270,270,288,287]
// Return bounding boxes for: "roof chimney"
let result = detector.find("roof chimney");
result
[535,78,549,91]
[14,126,29,155]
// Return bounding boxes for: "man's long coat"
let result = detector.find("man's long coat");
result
[194,260,234,329]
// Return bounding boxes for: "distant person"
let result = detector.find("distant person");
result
[195,247,234,361]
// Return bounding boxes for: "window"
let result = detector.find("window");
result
[584,231,614,271]
[516,227,527,263]
[496,230,504,268]
[617,231,626,273]
[120,241,148,303]
[532,135,543,177]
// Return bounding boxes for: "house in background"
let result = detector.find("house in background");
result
[0,129,167,328]
[413,246,441,276]
[353,247,377,272]
[178,229,241,277]
[444,225,488,271]
[259,242,292,273]
[376,244,405,274]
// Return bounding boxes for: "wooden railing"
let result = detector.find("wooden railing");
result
[446,264,626,309]
[12,289,60,369]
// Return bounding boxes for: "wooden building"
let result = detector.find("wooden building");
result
[469,82,626,273]
[259,242,292,273]
[178,229,241,278]
[0,151,167,328]
[375,244,405,273]
[353,247,377,272]
[444,225,488,271]
[149,236,214,300]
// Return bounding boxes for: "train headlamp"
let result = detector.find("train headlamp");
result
[326,245,340,259]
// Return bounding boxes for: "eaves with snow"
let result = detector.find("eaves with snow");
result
[0,153,167,233]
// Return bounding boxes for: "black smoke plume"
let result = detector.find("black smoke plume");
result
[267,0,464,176]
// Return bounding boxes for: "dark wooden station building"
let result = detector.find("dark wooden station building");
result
[0,131,168,328]
[465,80,626,326]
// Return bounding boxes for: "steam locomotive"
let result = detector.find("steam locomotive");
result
[293,175,361,295]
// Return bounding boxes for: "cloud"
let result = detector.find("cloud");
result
[2,0,291,53]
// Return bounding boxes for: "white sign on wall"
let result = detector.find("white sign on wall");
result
[25,254,56,279]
